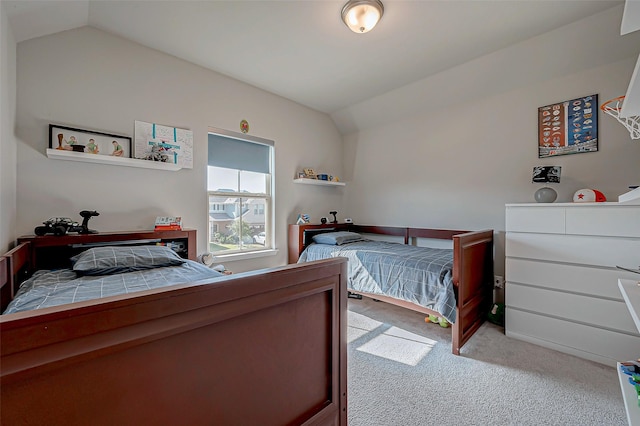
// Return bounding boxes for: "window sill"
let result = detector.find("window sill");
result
[210,248,279,262]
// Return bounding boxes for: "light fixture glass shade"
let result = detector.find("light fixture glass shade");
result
[341,0,384,34]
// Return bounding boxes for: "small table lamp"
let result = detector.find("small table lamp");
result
[532,166,561,203]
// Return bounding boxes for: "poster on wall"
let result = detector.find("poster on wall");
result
[538,94,598,158]
[134,120,193,169]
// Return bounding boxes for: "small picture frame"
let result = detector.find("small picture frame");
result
[532,166,561,183]
[49,124,132,158]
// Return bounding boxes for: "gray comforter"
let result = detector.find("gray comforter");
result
[299,241,456,324]
[3,260,224,315]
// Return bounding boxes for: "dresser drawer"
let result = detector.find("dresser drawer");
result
[506,309,640,365]
[506,233,640,268]
[566,206,640,237]
[506,283,639,334]
[506,258,639,299]
[506,206,565,234]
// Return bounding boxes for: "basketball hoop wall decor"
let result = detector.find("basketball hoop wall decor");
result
[600,96,640,140]
[538,94,598,158]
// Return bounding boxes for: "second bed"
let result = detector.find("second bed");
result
[289,223,494,355]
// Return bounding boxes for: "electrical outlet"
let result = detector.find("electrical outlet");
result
[494,275,505,289]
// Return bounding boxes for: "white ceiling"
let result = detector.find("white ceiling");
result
[3,0,627,115]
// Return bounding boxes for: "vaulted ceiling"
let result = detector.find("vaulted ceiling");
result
[4,0,635,133]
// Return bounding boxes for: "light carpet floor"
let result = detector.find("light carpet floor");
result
[347,297,626,426]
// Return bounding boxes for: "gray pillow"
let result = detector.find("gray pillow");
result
[312,231,364,245]
[71,245,185,276]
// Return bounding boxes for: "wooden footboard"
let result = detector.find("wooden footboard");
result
[450,230,494,355]
[1,258,348,425]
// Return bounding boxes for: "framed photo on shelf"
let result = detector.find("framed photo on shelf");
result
[538,94,598,158]
[49,124,132,158]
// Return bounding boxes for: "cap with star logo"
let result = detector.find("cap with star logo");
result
[573,189,606,203]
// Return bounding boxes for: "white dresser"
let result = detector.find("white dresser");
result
[505,203,640,366]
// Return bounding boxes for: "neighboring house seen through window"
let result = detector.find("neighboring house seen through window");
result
[207,128,273,254]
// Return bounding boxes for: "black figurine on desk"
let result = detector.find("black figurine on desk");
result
[329,211,338,224]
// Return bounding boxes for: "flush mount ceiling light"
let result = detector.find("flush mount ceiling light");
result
[341,0,384,34]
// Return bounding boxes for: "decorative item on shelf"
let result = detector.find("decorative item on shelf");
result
[317,174,329,181]
[330,175,340,182]
[600,95,640,140]
[573,189,606,203]
[240,119,249,134]
[344,218,353,224]
[320,217,328,224]
[154,216,183,231]
[329,211,338,224]
[49,124,131,158]
[296,214,310,225]
[302,168,316,179]
[532,166,561,203]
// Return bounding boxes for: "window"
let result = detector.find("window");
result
[207,128,273,254]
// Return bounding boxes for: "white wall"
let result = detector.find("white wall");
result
[0,3,17,253]
[15,27,345,271]
[343,8,640,283]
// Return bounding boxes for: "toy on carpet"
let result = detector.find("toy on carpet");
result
[487,302,505,326]
[425,314,450,328]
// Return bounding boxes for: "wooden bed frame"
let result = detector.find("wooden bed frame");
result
[289,223,494,355]
[1,230,348,425]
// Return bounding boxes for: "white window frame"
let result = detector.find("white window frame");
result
[207,127,276,261]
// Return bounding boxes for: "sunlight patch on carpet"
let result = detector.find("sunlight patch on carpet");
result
[348,311,383,343]
[356,326,436,366]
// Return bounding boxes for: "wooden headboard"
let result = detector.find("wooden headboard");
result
[1,229,197,310]
[17,229,196,272]
[288,223,470,263]
[0,257,9,313]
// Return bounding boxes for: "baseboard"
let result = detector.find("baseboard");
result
[505,330,617,367]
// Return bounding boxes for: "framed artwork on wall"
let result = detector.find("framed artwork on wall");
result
[134,120,193,169]
[49,124,131,158]
[538,94,598,158]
